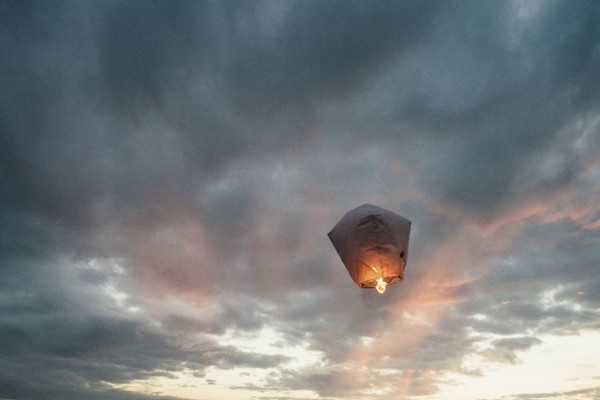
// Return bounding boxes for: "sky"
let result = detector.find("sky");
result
[1,1,600,399]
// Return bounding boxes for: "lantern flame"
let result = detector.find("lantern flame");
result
[375,277,387,294]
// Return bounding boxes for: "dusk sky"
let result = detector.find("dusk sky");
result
[1,1,600,399]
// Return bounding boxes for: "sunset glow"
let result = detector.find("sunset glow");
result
[1,1,600,400]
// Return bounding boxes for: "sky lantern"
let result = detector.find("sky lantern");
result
[328,204,411,294]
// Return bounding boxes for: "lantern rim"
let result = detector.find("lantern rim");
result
[359,274,403,289]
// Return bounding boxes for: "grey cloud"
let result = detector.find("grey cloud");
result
[2,1,600,399]
[95,0,211,118]
[440,220,600,356]
[0,310,287,396]
[218,1,439,115]
[2,0,599,233]
[328,0,600,217]
[485,336,543,364]
[0,254,287,399]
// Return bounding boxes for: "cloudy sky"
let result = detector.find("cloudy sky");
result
[1,1,600,399]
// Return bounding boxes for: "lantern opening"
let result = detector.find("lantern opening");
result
[375,277,387,294]
[328,204,411,293]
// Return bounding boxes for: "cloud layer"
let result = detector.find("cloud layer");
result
[1,1,600,399]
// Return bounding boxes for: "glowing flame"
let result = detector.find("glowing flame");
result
[375,277,387,294]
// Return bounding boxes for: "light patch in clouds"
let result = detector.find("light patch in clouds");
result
[113,368,267,400]
[437,331,600,400]
[116,338,323,400]
[215,326,324,369]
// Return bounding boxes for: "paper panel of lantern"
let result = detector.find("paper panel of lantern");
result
[328,204,411,294]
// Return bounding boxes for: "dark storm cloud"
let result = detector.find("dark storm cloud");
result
[2,0,599,229]
[0,0,439,233]
[218,0,438,115]
[431,0,600,215]
[328,0,600,216]
[2,1,600,399]
[96,1,209,116]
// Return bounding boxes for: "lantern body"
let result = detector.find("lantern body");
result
[328,204,411,290]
